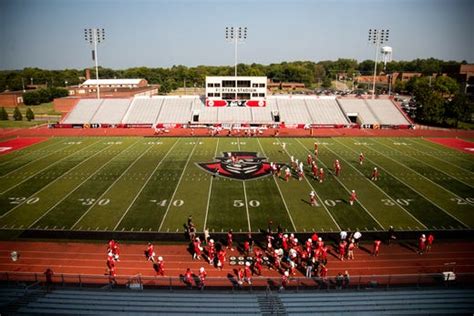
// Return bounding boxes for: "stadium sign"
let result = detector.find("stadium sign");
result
[197,151,285,181]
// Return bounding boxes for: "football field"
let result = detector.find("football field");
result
[0,136,473,235]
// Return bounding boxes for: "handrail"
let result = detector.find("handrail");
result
[1,271,473,292]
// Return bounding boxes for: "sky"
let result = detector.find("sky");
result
[0,0,473,70]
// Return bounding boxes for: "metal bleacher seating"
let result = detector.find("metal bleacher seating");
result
[337,98,379,125]
[305,98,350,125]
[5,287,474,315]
[275,98,311,125]
[218,107,252,124]
[122,97,165,125]
[279,288,474,315]
[156,97,196,124]
[62,99,103,124]
[90,99,132,125]
[14,289,261,315]
[365,99,411,125]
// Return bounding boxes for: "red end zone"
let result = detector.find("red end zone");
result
[0,137,48,155]
[426,138,474,154]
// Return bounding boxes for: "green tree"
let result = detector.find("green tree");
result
[433,76,459,95]
[321,77,332,88]
[26,108,35,121]
[13,107,23,121]
[445,93,470,127]
[0,107,8,120]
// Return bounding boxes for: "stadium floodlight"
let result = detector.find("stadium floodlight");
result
[225,26,247,77]
[368,29,389,99]
[84,28,105,99]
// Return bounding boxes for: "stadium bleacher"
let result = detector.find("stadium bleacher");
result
[122,97,165,125]
[305,98,350,125]
[62,99,103,124]
[90,99,132,125]
[337,98,379,126]
[365,99,411,126]
[60,95,412,128]
[4,287,474,315]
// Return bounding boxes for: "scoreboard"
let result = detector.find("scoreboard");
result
[205,76,267,107]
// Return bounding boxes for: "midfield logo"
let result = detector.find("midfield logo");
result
[197,152,284,181]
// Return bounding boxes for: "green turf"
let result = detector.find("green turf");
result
[0,136,473,234]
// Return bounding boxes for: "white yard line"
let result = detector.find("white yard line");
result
[71,140,152,229]
[326,139,427,229]
[203,138,219,233]
[369,138,474,205]
[256,138,297,231]
[0,142,93,195]
[158,139,199,231]
[278,138,341,231]
[237,138,252,232]
[0,139,106,219]
[27,141,139,229]
[337,137,468,228]
[297,139,385,230]
[405,138,474,175]
[379,138,474,189]
[113,139,180,230]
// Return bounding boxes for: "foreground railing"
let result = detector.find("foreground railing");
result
[1,271,473,292]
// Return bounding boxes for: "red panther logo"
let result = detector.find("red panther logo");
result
[197,152,285,181]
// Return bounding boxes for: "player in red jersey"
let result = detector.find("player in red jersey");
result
[347,239,355,260]
[155,256,165,276]
[318,168,325,183]
[217,248,226,270]
[145,242,155,262]
[309,191,317,206]
[193,237,202,260]
[418,234,427,255]
[244,262,253,284]
[373,240,381,256]
[184,268,193,288]
[359,153,364,165]
[227,230,234,251]
[334,159,341,176]
[426,234,434,252]
[311,161,319,180]
[349,190,357,206]
[339,240,346,261]
[198,267,207,290]
[371,167,380,181]
[314,142,319,156]
[285,167,291,182]
[307,154,313,166]
[207,239,216,265]
[280,271,290,291]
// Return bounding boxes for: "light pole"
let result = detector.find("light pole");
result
[225,26,247,77]
[84,28,105,99]
[368,29,389,99]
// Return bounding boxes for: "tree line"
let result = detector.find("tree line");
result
[0,58,467,94]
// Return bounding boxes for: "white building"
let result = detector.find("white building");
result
[205,76,267,107]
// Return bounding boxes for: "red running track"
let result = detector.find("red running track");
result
[426,138,474,154]
[0,240,473,286]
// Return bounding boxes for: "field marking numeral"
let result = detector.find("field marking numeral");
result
[78,198,110,206]
[146,141,163,145]
[65,142,82,145]
[393,142,410,146]
[150,199,184,207]
[8,197,40,205]
[234,200,260,208]
[354,142,371,146]
[324,199,342,207]
[187,142,203,145]
[104,142,122,145]
[450,197,474,205]
[231,142,246,145]
[381,198,414,206]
